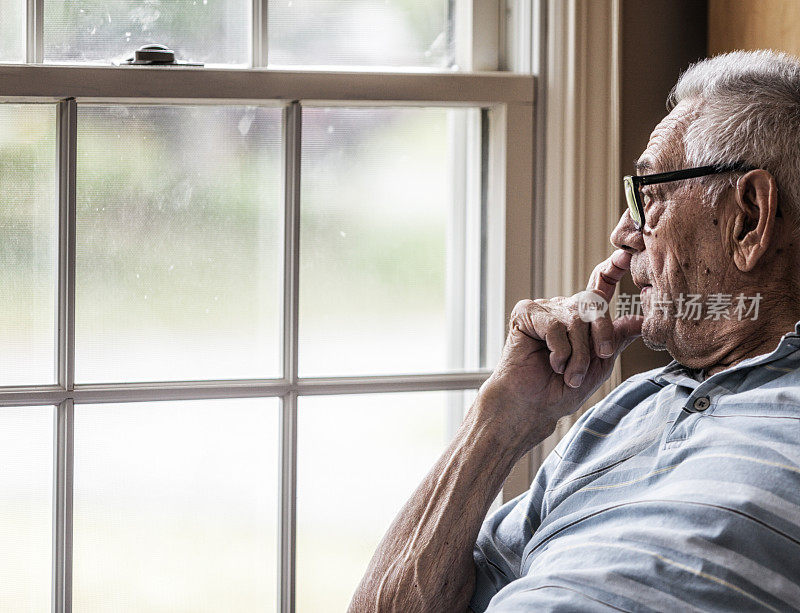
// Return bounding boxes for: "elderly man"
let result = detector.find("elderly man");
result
[349,49,800,611]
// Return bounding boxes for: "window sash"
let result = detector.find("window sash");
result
[0,90,527,403]
[25,0,501,70]
[1,18,534,608]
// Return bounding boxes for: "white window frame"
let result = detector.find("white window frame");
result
[530,0,623,470]
[1,2,537,612]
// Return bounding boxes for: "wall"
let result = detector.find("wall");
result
[617,0,708,380]
[709,0,800,56]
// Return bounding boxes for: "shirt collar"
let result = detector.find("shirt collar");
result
[654,319,800,386]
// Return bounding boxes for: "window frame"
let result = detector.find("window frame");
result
[0,2,537,612]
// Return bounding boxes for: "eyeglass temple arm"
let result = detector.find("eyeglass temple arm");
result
[636,163,754,186]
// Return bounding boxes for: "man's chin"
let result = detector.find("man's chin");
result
[642,335,668,351]
[641,315,668,352]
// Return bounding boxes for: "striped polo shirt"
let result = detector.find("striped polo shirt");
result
[470,320,800,612]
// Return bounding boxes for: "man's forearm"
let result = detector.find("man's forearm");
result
[347,395,555,613]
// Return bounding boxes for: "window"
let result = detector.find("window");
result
[0,2,535,611]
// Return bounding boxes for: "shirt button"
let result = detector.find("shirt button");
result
[693,396,710,411]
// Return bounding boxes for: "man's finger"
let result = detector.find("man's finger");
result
[534,315,571,374]
[586,249,633,304]
[563,322,591,388]
[590,315,615,358]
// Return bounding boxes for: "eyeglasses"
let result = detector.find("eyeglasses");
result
[623,162,754,231]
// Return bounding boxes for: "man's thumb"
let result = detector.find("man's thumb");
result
[613,314,644,353]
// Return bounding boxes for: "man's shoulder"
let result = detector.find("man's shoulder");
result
[544,365,671,466]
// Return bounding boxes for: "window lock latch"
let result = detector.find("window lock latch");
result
[122,44,203,67]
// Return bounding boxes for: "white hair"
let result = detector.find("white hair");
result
[670,49,800,238]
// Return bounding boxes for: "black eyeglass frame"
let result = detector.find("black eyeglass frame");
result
[623,162,755,231]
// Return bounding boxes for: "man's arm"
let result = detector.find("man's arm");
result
[348,391,557,613]
[348,249,643,613]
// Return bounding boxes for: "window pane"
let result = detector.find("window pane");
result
[300,107,480,377]
[0,105,57,386]
[73,399,279,612]
[0,0,25,62]
[297,391,473,612]
[43,0,250,65]
[0,406,53,612]
[268,0,452,68]
[75,105,283,383]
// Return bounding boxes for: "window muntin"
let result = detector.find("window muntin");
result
[75,104,283,383]
[0,104,58,386]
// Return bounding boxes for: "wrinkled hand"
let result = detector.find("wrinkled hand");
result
[478,249,644,443]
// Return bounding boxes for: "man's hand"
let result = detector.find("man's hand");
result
[348,250,643,613]
[478,249,644,447]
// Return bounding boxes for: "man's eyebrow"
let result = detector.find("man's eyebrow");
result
[634,159,653,174]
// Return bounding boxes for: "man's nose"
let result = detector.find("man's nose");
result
[610,209,645,253]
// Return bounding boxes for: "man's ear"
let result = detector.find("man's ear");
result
[729,169,778,272]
